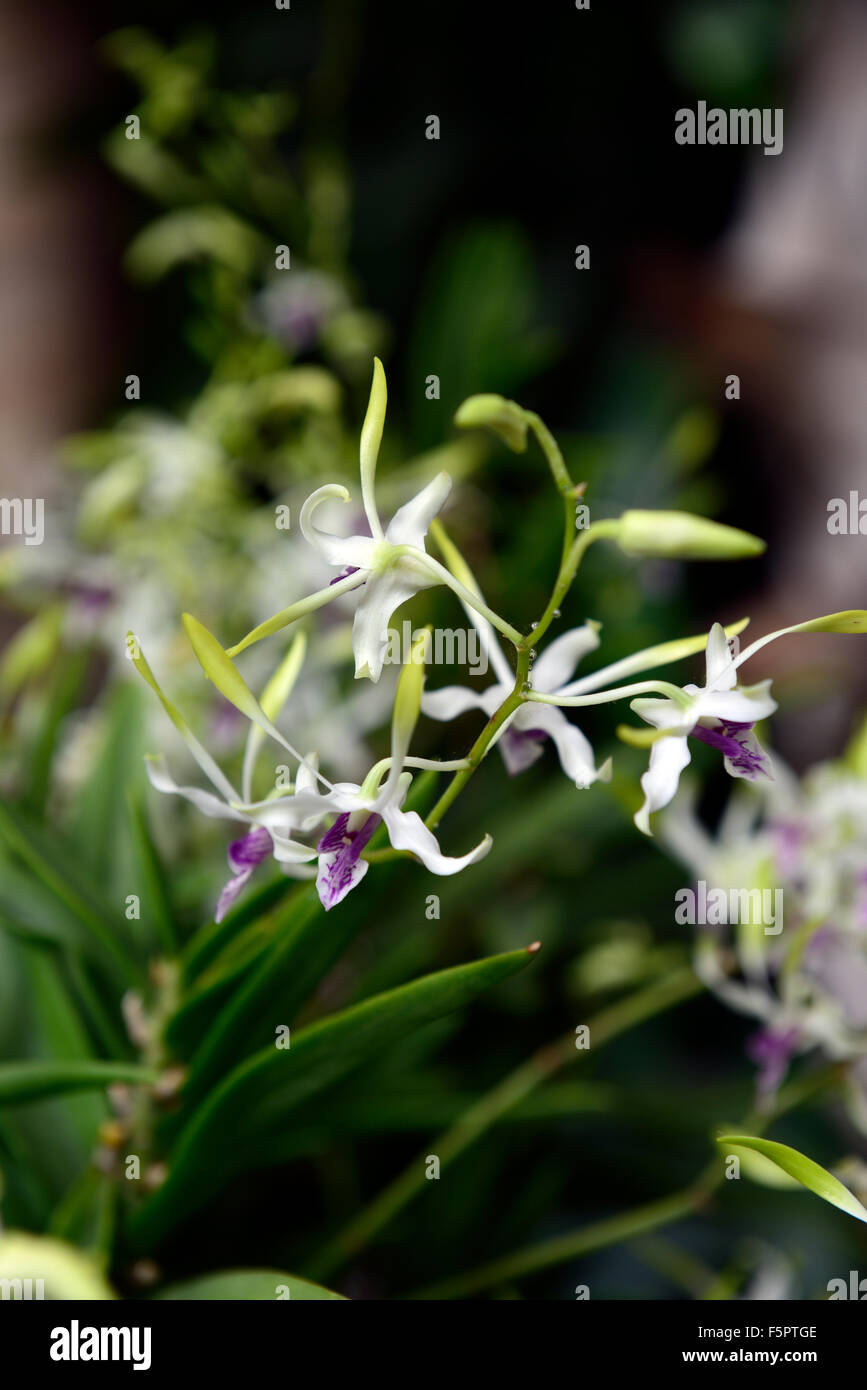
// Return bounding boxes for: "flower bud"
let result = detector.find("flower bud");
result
[391,628,430,762]
[617,510,765,561]
[454,394,528,453]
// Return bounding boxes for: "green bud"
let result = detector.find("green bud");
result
[617,510,765,561]
[391,627,429,763]
[454,394,528,453]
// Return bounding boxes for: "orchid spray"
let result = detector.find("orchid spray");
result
[132,359,867,922]
[661,717,867,1125]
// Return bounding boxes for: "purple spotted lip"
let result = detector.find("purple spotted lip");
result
[691,719,769,779]
[317,811,381,909]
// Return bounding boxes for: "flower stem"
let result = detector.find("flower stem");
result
[402,1063,841,1300]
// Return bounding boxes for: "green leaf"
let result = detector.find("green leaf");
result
[716,1135,867,1223]
[153,1269,345,1300]
[182,874,293,981]
[69,682,149,896]
[133,946,539,1247]
[0,803,142,982]
[126,789,176,955]
[0,1061,157,1107]
[179,885,320,1103]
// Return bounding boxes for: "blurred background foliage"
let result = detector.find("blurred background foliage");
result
[0,0,865,1299]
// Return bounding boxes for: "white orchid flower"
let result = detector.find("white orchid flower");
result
[630,622,777,835]
[423,619,612,788]
[229,358,522,680]
[630,610,867,835]
[130,631,325,922]
[236,631,492,910]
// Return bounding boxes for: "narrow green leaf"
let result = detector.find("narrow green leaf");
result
[153,1269,345,1300]
[69,682,149,892]
[133,946,539,1247]
[717,1135,867,1223]
[126,789,176,955]
[0,804,142,982]
[179,885,320,1103]
[0,1061,157,1106]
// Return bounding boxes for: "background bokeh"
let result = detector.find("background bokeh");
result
[0,0,865,1299]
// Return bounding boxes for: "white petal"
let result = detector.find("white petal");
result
[299,484,380,568]
[532,622,601,694]
[514,703,604,788]
[269,832,319,866]
[381,804,492,875]
[360,357,387,539]
[351,570,428,681]
[698,679,777,724]
[384,472,451,549]
[704,622,737,690]
[631,696,693,733]
[145,756,242,821]
[635,735,692,835]
[421,684,497,721]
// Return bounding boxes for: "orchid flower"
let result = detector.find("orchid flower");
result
[629,622,778,835]
[158,618,491,912]
[660,724,867,1111]
[628,611,867,835]
[235,631,492,909]
[129,631,325,921]
[227,358,522,679]
[423,618,612,787]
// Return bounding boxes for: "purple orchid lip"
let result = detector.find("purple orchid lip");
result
[228,825,273,872]
[747,1024,801,1095]
[498,726,548,777]
[690,719,769,779]
[215,826,273,922]
[330,565,363,587]
[317,811,382,908]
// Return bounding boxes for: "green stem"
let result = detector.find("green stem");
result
[403,1063,841,1300]
[407,1189,699,1300]
[527,678,693,709]
[415,553,523,646]
[425,646,532,831]
[531,519,621,649]
[309,967,702,1281]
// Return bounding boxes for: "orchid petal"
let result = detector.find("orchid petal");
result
[699,680,777,724]
[130,637,239,803]
[360,357,387,540]
[145,755,242,821]
[381,803,492,874]
[704,621,737,689]
[514,702,606,788]
[317,849,369,910]
[635,734,692,835]
[532,621,601,694]
[299,484,380,568]
[421,684,497,721]
[351,571,428,682]
[384,472,452,549]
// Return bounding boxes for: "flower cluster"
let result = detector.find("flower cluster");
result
[661,726,867,1125]
[131,359,867,919]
